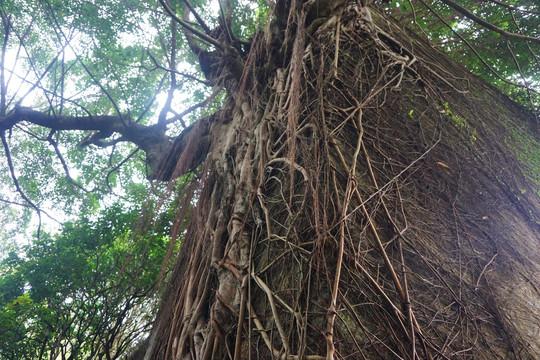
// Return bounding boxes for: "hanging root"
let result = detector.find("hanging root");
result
[143,3,540,359]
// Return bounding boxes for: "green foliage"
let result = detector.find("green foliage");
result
[230,0,270,40]
[0,0,538,358]
[506,126,540,194]
[384,0,539,110]
[0,0,168,232]
[0,204,173,360]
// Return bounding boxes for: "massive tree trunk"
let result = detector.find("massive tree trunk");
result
[136,1,540,359]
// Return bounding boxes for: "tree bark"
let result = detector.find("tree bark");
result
[135,2,540,359]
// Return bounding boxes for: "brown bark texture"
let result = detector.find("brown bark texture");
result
[135,1,540,359]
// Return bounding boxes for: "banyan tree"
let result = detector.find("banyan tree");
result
[1,0,539,359]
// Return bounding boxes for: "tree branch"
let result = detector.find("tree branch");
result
[165,86,223,127]
[218,0,233,43]
[0,107,126,132]
[505,40,538,129]
[106,148,139,193]
[145,49,211,86]
[158,19,178,126]
[47,130,89,193]
[0,107,173,177]
[438,0,540,44]
[43,1,126,123]
[418,0,539,96]
[486,0,540,15]
[508,9,540,75]
[0,197,31,207]
[182,0,213,35]
[158,0,224,50]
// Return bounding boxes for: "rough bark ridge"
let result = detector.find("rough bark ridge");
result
[139,1,540,359]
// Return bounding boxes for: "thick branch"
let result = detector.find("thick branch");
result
[1,107,126,132]
[0,106,217,181]
[486,0,540,15]
[0,107,173,177]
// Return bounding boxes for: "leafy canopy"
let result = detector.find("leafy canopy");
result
[0,203,174,360]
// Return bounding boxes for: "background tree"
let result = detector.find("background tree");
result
[0,203,174,360]
[1,0,539,359]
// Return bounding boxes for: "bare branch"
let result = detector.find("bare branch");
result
[218,0,234,43]
[158,19,178,126]
[508,10,540,75]
[0,197,31,207]
[11,30,70,107]
[145,49,211,85]
[47,130,89,193]
[505,40,538,128]
[3,17,34,107]
[106,148,139,193]
[135,73,167,123]
[6,65,89,114]
[43,1,126,123]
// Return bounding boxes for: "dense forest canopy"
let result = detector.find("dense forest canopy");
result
[0,0,539,359]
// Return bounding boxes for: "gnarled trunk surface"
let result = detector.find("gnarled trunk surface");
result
[136,2,540,359]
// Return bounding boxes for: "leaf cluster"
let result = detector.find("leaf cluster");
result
[384,0,539,111]
[0,203,174,360]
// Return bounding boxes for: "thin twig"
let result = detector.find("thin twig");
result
[1,131,42,237]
